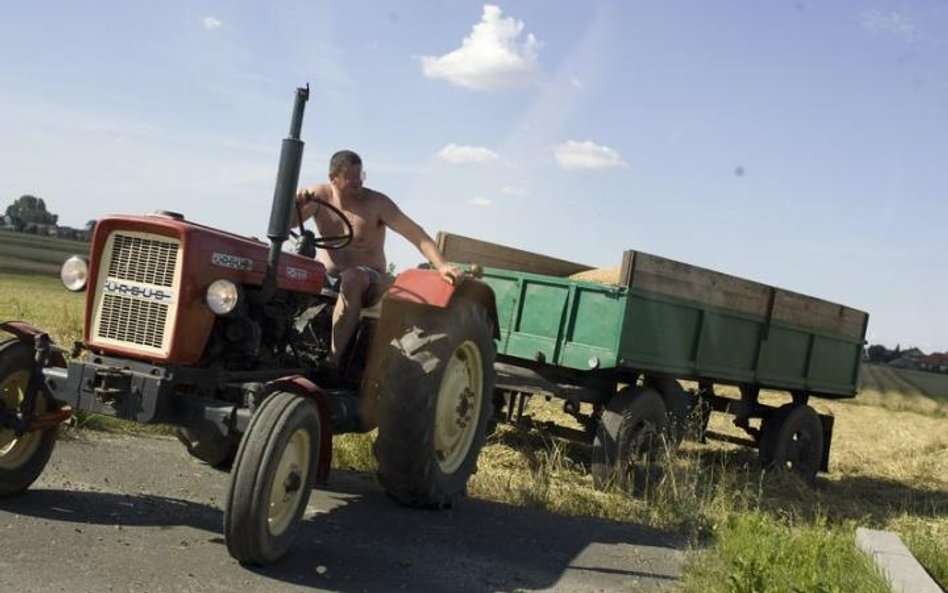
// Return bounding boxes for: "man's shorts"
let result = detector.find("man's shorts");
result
[325,266,388,305]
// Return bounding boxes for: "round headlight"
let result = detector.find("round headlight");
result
[206,279,241,315]
[60,255,89,292]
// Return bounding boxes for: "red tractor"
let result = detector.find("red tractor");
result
[0,86,499,565]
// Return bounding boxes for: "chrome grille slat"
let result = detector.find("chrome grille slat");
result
[98,295,169,349]
[106,234,178,287]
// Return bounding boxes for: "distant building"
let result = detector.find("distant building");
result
[900,347,925,361]
[919,353,948,373]
[54,226,91,241]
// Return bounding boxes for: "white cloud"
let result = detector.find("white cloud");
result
[421,5,542,91]
[468,196,492,207]
[437,143,500,165]
[202,16,222,30]
[570,77,583,89]
[554,140,627,171]
[858,9,917,41]
[501,185,528,196]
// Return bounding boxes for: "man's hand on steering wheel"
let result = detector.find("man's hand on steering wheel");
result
[294,191,354,251]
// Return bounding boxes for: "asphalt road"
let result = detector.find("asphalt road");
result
[0,432,683,593]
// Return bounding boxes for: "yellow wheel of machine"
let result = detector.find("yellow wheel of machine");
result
[374,299,496,509]
[0,339,57,497]
[224,391,321,565]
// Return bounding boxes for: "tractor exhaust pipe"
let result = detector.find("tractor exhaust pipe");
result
[259,84,310,302]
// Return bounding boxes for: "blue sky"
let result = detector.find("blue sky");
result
[1,2,945,351]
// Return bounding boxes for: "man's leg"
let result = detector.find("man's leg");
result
[328,267,371,366]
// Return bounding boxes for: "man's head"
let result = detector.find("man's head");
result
[329,150,364,197]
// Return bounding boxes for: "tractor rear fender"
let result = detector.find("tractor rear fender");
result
[0,320,67,368]
[385,269,499,339]
[263,375,334,485]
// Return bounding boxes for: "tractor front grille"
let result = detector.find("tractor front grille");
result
[91,231,181,355]
[106,234,178,287]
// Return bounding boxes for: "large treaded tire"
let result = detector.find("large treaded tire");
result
[759,403,824,486]
[224,391,321,565]
[373,300,496,509]
[591,386,668,493]
[0,339,57,497]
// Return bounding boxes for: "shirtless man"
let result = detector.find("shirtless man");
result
[292,149,462,368]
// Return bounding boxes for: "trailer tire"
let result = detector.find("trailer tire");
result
[592,386,668,493]
[0,339,58,498]
[645,376,694,445]
[759,403,823,486]
[175,426,238,469]
[224,391,321,565]
[373,299,496,509]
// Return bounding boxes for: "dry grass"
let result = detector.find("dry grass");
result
[459,381,948,590]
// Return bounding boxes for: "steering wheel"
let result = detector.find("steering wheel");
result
[293,196,353,258]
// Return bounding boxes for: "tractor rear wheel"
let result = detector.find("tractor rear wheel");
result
[0,339,57,497]
[373,300,496,508]
[224,391,321,565]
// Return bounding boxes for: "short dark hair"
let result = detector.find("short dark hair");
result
[329,150,362,176]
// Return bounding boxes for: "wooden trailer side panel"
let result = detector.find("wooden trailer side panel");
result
[619,249,868,397]
[436,232,592,278]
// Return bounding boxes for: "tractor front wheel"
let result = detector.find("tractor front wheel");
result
[373,300,496,508]
[224,391,321,565]
[0,339,58,497]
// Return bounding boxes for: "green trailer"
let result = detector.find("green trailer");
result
[436,232,869,487]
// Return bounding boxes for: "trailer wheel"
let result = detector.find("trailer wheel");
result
[175,426,238,469]
[759,403,824,486]
[373,299,496,508]
[224,391,321,565]
[0,339,58,497]
[591,387,668,493]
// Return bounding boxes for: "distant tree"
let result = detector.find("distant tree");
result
[867,344,888,363]
[5,195,58,225]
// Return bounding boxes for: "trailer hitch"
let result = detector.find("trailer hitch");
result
[93,369,132,407]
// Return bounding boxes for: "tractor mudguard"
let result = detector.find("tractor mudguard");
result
[385,269,499,339]
[263,375,334,485]
[0,320,68,368]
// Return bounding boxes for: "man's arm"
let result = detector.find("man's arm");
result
[378,194,462,284]
[290,183,331,227]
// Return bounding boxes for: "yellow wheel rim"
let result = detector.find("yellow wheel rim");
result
[267,428,311,536]
[0,368,46,470]
[434,340,484,474]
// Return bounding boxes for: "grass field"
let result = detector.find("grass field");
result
[0,229,89,277]
[1,257,946,591]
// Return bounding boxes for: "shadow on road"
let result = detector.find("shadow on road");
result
[2,470,683,592]
[261,471,683,592]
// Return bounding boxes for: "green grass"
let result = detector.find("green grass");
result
[2,260,945,591]
[0,272,85,344]
[0,229,89,277]
[687,511,891,593]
